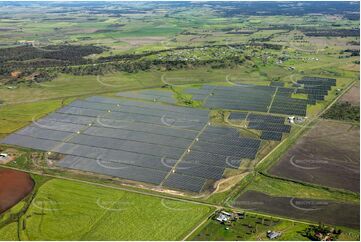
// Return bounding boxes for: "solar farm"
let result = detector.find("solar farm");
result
[1,77,336,193]
[1,96,262,193]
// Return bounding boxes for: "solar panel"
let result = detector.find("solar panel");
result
[260,131,283,141]
[17,125,73,141]
[58,155,168,185]
[247,113,285,124]
[175,160,225,180]
[1,134,61,151]
[182,151,241,168]
[248,121,291,133]
[68,134,185,159]
[163,173,206,193]
[83,126,192,148]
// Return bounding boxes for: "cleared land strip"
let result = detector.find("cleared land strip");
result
[267,86,279,113]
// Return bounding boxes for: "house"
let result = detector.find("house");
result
[267,231,281,239]
[216,213,229,223]
[215,211,232,223]
[221,211,232,216]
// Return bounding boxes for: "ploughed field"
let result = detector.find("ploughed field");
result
[269,120,360,192]
[234,191,360,228]
[0,168,34,214]
[339,84,360,105]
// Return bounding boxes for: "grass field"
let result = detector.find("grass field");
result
[0,222,19,241]
[14,179,213,240]
[243,174,359,204]
[0,99,73,139]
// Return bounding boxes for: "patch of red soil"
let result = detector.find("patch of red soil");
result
[0,168,34,214]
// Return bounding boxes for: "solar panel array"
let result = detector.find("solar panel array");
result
[294,77,336,105]
[185,85,276,112]
[117,89,177,104]
[229,112,288,141]
[1,96,262,193]
[185,85,310,116]
[269,93,308,116]
[245,113,289,141]
[1,97,209,191]
[260,131,283,141]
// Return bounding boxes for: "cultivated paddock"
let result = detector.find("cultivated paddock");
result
[269,120,360,192]
[234,191,360,228]
[340,84,360,105]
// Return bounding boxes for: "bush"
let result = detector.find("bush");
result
[322,102,359,122]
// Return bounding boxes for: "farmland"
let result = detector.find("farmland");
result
[234,190,359,228]
[268,120,359,192]
[0,1,359,241]
[2,178,213,241]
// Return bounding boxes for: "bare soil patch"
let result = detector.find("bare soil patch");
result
[269,120,359,192]
[0,168,34,214]
[234,191,359,228]
[339,84,360,105]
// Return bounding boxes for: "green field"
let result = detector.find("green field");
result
[5,179,213,240]
[241,174,359,204]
